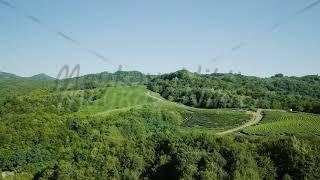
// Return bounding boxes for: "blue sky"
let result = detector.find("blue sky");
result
[0,0,319,77]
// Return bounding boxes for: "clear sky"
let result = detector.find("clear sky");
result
[0,0,319,77]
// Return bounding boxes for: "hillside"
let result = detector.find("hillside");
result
[0,72,21,80]
[80,86,157,114]
[29,73,55,81]
[242,110,320,136]
[0,72,54,81]
[57,71,150,90]
[79,85,252,132]
[1,71,320,179]
[148,70,320,114]
[1,0,320,178]
[0,79,53,104]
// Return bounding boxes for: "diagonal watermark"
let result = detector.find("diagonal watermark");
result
[210,0,320,64]
[0,0,114,66]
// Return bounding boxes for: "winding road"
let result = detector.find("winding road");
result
[146,91,163,102]
[146,91,264,135]
[216,109,263,135]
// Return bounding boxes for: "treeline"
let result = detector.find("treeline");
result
[57,71,150,90]
[1,73,320,179]
[0,88,106,116]
[0,71,146,104]
[148,70,320,114]
[0,79,52,104]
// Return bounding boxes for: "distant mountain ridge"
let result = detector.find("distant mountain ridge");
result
[0,71,55,81]
[30,73,55,81]
[0,72,21,80]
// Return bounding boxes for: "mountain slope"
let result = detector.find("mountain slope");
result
[0,72,22,80]
[29,73,55,81]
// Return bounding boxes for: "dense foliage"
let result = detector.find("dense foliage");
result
[1,90,320,179]
[0,79,52,105]
[148,70,320,114]
[58,71,150,91]
[1,71,320,179]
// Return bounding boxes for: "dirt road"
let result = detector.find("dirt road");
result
[216,109,263,135]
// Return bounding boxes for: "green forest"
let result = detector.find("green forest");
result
[1,71,320,180]
[148,70,320,114]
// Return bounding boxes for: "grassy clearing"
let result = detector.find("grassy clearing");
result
[79,85,252,131]
[80,86,156,114]
[144,93,251,131]
[242,110,320,136]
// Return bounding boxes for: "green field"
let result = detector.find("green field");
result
[80,86,157,114]
[79,85,252,132]
[180,109,251,131]
[242,110,320,136]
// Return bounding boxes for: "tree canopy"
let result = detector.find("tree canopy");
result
[148,70,320,114]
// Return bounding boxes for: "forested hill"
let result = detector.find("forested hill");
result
[0,71,151,104]
[29,73,55,81]
[2,70,320,114]
[0,72,54,81]
[147,70,320,114]
[1,70,320,179]
[55,70,151,90]
[0,72,55,104]
[0,72,22,80]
